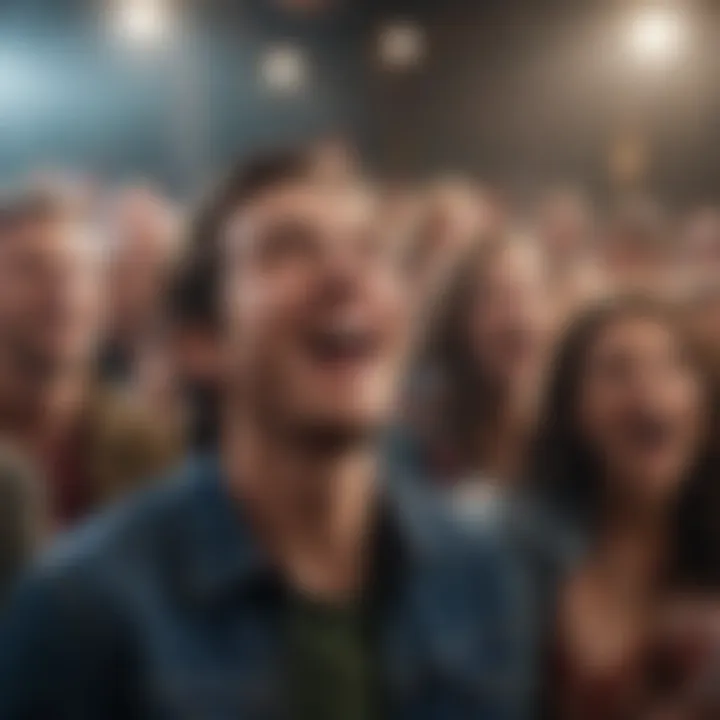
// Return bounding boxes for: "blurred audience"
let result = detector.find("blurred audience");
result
[0,445,44,603]
[0,149,533,720]
[400,236,551,519]
[532,297,720,720]
[165,252,222,452]
[535,187,606,321]
[100,185,181,384]
[0,136,717,720]
[0,188,177,531]
[682,206,720,282]
[603,197,674,296]
[686,282,720,369]
[408,178,498,301]
[536,187,594,269]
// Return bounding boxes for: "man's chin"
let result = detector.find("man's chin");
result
[281,410,387,453]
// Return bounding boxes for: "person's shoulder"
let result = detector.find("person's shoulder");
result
[0,461,215,713]
[387,473,527,675]
[502,491,587,571]
[387,470,513,576]
[26,458,209,603]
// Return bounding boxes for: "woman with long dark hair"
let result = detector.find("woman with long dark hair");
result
[531,296,720,720]
[398,235,552,523]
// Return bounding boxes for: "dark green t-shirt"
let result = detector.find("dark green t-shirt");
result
[286,593,378,720]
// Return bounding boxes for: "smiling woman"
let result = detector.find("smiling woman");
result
[530,295,720,720]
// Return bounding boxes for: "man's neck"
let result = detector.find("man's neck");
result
[223,418,379,603]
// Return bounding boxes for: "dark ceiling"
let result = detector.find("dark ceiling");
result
[0,0,718,203]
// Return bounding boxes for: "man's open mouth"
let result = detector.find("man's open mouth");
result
[304,323,382,366]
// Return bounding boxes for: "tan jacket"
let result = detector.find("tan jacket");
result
[83,386,181,509]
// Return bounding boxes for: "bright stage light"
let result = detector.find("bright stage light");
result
[378,20,426,71]
[260,44,308,94]
[114,0,174,46]
[627,7,686,63]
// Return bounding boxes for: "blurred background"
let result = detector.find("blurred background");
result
[4,3,720,718]
[1,0,719,202]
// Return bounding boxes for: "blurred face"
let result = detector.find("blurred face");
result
[222,181,412,441]
[108,190,180,336]
[684,209,720,270]
[607,233,665,274]
[0,215,102,378]
[689,295,720,354]
[539,194,592,260]
[466,243,550,387]
[577,316,706,506]
[422,184,483,257]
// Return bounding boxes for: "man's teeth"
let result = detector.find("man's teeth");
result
[311,323,374,356]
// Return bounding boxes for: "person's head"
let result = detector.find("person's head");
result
[210,149,413,447]
[425,235,551,449]
[682,206,720,274]
[423,178,494,242]
[684,282,720,366]
[377,184,423,264]
[106,185,180,340]
[535,186,593,263]
[431,236,551,396]
[532,296,720,585]
[0,188,102,383]
[603,196,672,289]
[308,135,360,184]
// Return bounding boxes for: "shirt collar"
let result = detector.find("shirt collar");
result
[184,454,274,602]
[183,452,452,604]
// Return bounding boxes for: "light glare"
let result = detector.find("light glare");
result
[628,7,685,63]
[114,0,173,46]
[378,21,426,71]
[260,45,308,94]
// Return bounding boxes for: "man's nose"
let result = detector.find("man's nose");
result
[315,247,365,304]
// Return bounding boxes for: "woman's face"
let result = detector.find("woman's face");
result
[577,315,706,506]
[466,243,550,387]
[689,295,720,357]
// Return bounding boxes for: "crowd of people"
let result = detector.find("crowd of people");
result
[0,142,718,718]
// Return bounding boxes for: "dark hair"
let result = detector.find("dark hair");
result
[178,147,318,327]
[166,252,219,330]
[424,236,530,456]
[530,295,720,589]
[188,147,317,260]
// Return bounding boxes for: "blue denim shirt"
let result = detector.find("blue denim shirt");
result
[0,455,541,720]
